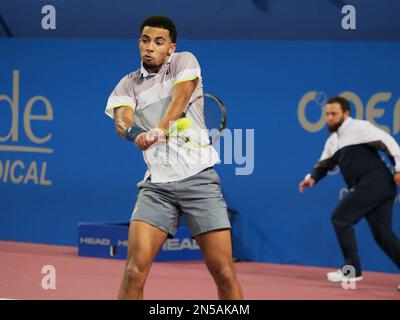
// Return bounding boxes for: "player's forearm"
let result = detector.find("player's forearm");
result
[114,106,134,139]
[157,94,190,131]
[115,118,132,139]
[157,80,197,131]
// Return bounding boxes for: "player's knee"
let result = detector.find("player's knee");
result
[209,265,236,286]
[123,264,148,287]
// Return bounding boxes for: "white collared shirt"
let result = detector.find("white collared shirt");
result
[315,117,400,172]
[105,52,220,183]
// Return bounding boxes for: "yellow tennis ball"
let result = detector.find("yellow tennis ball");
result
[175,117,193,132]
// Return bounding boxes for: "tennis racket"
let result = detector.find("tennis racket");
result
[166,93,227,148]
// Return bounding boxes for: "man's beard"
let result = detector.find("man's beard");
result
[142,61,162,72]
[327,116,345,133]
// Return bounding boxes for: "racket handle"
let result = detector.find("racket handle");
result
[147,128,165,140]
[125,124,146,142]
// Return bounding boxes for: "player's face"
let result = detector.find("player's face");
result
[139,26,176,73]
[325,103,348,132]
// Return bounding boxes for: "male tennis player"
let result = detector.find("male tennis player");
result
[299,97,400,288]
[105,16,242,300]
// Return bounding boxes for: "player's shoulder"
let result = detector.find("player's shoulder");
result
[171,51,199,65]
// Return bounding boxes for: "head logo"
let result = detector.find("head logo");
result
[162,238,200,251]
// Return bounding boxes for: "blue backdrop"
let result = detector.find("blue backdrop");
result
[1,38,400,273]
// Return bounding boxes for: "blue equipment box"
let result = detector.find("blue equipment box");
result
[78,222,203,261]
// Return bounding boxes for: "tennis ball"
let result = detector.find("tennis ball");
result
[175,117,193,132]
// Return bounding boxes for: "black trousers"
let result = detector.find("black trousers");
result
[331,173,400,276]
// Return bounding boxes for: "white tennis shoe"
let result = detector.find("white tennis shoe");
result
[327,269,363,282]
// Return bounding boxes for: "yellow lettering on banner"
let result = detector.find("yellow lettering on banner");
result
[299,91,400,136]
[393,98,400,135]
[40,162,52,186]
[0,71,19,142]
[0,69,54,149]
[24,96,53,144]
[3,160,10,183]
[0,70,54,186]
[0,160,52,186]
[297,91,326,132]
[23,161,38,185]
[10,160,24,184]
[366,93,391,134]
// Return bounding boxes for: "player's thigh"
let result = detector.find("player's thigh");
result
[194,229,234,270]
[126,220,168,268]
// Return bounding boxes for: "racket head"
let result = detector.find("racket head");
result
[188,93,227,146]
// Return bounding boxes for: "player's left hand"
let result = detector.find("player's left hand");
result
[134,128,166,150]
[394,172,400,186]
[148,128,167,143]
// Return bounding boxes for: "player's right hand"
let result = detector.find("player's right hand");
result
[299,178,315,193]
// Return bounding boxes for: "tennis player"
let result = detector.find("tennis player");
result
[105,15,242,300]
[299,96,400,288]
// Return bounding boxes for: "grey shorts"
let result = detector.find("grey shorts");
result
[131,168,230,237]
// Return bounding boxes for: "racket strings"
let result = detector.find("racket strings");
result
[172,93,226,148]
